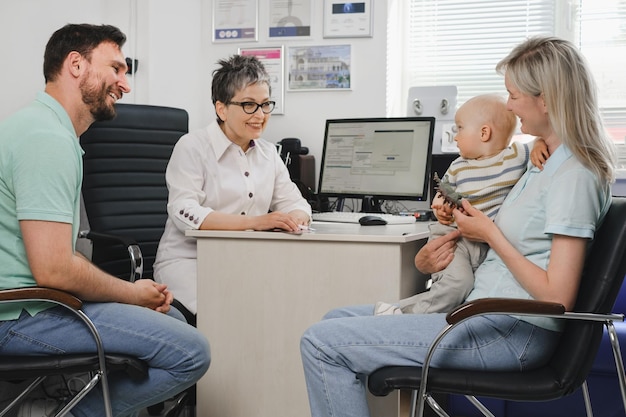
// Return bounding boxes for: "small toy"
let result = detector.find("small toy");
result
[433,172,467,208]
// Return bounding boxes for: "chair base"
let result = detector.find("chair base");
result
[0,354,147,417]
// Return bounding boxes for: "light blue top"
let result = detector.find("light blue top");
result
[466,144,612,331]
[0,92,83,320]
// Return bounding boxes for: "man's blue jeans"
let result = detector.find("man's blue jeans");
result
[0,302,210,417]
[300,304,560,417]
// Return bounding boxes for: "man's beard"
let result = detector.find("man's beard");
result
[80,77,117,122]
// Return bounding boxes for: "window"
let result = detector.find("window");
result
[578,0,626,142]
[387,0,626,143]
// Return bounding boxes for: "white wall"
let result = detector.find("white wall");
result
[1,1,108,116]
[1,0,388,190]
[202,0,389,181]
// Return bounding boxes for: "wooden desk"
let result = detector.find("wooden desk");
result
[187,222,431,417]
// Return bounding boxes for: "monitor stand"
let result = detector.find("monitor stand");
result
[360,196,383,213]
[333,197,383,213]
[335,197,345,212]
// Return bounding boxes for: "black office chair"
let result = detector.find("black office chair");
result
[79,103,195,324]
[368,197,626,417]
[80,104,180,276]
[0,287,148,417]
[79,103,195,416]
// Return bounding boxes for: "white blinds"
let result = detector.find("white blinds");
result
[387,0,555,115]
[387,0,626,142]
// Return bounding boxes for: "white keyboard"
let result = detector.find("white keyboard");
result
[312,211,416,225]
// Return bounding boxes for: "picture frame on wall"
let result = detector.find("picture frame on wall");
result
[323,0,373,38]
[268,0,312,38]
[212,0,259,42]
[239,46,286,115]
[287,44,351,91]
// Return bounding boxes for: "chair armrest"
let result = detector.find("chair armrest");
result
[79,230,137,248]
[0,287,82,310]
[78,230,144,282]
[410,299,611,417]
[0,286,149,415]
[446,298,566,325]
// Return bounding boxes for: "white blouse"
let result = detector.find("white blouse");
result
[153,120,311,312]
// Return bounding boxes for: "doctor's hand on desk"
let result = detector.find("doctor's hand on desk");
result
[253,209,311,232]
[201,209,310,232]
[414,229,461,274]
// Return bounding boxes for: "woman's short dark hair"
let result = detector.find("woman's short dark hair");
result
[43,23,127,83]
[211,55,271,107]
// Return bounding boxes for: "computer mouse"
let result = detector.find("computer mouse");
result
[358,215,388,226]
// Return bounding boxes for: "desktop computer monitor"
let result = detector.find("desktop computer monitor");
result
[317,117,435,212]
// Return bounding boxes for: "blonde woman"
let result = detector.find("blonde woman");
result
[300,36,616,417]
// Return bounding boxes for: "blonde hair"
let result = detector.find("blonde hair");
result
[496,36,616,183]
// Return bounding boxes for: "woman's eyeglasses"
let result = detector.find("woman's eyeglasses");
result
[228,101,276,114]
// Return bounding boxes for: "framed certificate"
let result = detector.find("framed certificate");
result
[239,46,286,114]
[323,0,373,38]
[212,0,259,42]
[269,0,312,38]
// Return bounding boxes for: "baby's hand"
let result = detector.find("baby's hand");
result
[530,137,550,170]
[431,202,455,225]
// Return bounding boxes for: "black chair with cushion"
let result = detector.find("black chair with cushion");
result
[80,105,178,274]
[79,103,195,326]
[0,287,148,417]
[79,103,195,416]
[368,196,626,417]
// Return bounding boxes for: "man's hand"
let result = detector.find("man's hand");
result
[414,229,461,274]
[131,280,173,313]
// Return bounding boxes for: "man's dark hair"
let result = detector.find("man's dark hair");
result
[43,23,126,83]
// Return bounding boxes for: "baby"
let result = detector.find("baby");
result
[376,94,547,315]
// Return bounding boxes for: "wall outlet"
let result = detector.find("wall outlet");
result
[441,122,459,153]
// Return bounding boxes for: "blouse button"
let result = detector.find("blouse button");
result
[179,210,184,215]
[194,219,199,224]
[240,212,246,215]
[244,171,250,177]
[184,213,189,218]
[189,216,194,221]
[248,192,253,198]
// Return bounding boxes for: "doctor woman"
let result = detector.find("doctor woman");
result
[154,55,311,316]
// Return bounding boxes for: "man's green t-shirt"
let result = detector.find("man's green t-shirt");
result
[0,92,83,320]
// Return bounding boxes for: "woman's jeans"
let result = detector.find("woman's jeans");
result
[0,302,210,417]
[300,304,560,417]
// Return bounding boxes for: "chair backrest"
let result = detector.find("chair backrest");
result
[80,103,188,279]
[549,196,626,394]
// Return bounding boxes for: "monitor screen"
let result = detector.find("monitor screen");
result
[317,117,435,209]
